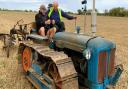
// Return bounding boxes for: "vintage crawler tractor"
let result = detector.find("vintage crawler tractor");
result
[18,0,123,89]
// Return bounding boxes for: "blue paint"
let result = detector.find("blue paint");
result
[28,72,50,89]
[49,41,55,49]
[86,37,116,89]
[90,83,104,89]
[110,65,123,85]
[53,32,123,89]
[32,64,43,75]
[29,64,54,89]
[31,64,52,85]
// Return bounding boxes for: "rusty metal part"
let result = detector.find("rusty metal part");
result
[2,35,12,58]
[22,47,32,72]
[20,42,79,89]
[48,62,62,89]
[0,34,9,41]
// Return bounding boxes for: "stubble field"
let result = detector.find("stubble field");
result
[0,11,128,89]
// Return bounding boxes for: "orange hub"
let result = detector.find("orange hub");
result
[22,47,31,72]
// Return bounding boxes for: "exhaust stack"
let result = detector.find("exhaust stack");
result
[91,0,97,36]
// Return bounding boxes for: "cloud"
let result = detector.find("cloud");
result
[58,0,82,12]
[0,0,49,10]
[0,0,128,12]
[0,0,42,3]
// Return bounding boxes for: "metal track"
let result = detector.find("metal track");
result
[21,41,79,89]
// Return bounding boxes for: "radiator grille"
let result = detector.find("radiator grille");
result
[98,51,107,83]
[108,49,115,77]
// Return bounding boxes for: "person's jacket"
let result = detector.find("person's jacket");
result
[35,11,46,31]
[47,8,75,23]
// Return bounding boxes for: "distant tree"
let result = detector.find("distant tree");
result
[77,9,83,15]
[3,8,9,11]
[104,9,109,16]
[29,10,33,12]
[24,10,28,12]
[86,9,92,15]
[126,10,128,17]
[109,7,126,17]
[86,9,99,15]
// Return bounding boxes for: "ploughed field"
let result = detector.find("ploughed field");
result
[0,11,128,89]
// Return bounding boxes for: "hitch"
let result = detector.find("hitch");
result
[110,64,123,86]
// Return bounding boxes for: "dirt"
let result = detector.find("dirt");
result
[0,11,128,89]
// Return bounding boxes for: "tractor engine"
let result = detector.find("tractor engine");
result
[53,32,123,89]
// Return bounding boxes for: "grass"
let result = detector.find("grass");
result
[0,11,128,89]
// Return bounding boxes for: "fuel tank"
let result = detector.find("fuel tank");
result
[53,32,116,53]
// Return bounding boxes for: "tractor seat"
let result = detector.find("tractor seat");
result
[28,22,48,41]
[27,34,48,41]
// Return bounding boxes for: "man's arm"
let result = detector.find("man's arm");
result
[61,10,76,20]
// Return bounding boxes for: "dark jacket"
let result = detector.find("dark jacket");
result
[35,11,46,31]
[47,9,75,23]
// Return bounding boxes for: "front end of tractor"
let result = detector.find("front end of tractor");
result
[53,32,123,89]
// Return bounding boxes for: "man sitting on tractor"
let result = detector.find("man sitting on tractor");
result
[47,1,77,33]
[35,4,55,37]
[35,4,47,36]
[35,4,57,40]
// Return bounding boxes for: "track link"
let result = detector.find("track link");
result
[20,42,79,89]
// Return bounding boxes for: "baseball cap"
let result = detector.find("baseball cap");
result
[40,4,46,10]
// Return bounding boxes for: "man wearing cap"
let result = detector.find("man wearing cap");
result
[47,1,77,32]
[35,4,51,36]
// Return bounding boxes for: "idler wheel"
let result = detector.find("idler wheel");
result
[22,47,31,72]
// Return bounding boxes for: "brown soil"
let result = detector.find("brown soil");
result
[0,11,128,89]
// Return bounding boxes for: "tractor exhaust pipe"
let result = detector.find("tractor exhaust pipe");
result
[91,0,97,36]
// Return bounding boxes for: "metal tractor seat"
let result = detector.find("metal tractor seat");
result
[26,22,48,42]
[27,34,48,41]
[26,34,48,44]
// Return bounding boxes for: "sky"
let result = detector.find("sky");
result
[0,0,128,13]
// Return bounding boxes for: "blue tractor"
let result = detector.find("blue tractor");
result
[18,0,123,89]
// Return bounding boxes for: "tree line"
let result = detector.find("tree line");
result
[1,7,128,17]
[0,8,36,12]
[77,7,128,17]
